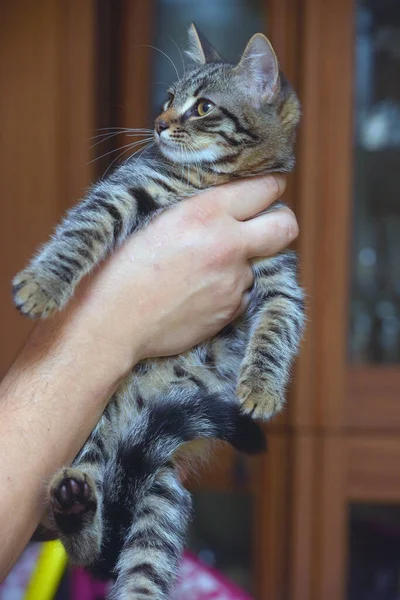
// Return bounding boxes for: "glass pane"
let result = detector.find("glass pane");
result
[348,503,400,599]
[188,490,254,595]
[349,0,400,363]
[151,0,264,117]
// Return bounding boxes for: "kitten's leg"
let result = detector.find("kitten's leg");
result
[49,466,103,566]
[237,252,305,420]
[87,390,264,589]
[49,425,109,566]
[110,465,192,600]
[12,181,148,319]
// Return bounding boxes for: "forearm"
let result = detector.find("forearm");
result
[0,176,295,577]
[0,308,133,578]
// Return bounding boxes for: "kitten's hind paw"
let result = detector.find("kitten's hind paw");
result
[13,268,64,319]
[237,378,283,421]
[50,468,101,563]
[50,468,97,520]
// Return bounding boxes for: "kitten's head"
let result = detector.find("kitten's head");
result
[154,24,300,177]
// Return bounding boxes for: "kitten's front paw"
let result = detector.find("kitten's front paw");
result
[237,376,283,421]
[50,468,97,518]
[13,268,62,319]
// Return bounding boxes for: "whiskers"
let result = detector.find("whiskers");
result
[90,127,153,148]
[140,44,181,81]
[172,142,206,188]
[168,36,186,77]
[89,129,154,177]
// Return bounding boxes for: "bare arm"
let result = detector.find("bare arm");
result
[0,175,297,577]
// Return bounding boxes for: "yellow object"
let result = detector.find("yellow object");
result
[24,541,68,600]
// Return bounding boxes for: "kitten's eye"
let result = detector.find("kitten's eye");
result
[195,99,214,117]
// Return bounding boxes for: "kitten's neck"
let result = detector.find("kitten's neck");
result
[159,154,235,192]
[156,148,294,193]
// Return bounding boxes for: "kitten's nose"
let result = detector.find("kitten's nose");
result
[155,119,169,135]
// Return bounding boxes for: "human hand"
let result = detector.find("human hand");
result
[67,174,297,371]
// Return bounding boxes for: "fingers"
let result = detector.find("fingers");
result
[242,206,299,258]
[202,175,287,221]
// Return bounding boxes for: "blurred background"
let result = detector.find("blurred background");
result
[1,1,400,599]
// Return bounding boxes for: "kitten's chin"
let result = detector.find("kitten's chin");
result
[157,141,184,162]
[158,140,223,165]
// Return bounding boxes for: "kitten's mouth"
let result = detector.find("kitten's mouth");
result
[154,132,173,148]
[155,134,180,148]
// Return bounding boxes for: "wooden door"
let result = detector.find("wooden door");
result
[293,0,400,598]
[0,0,95,376]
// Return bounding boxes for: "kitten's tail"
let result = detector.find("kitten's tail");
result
[116,388,266,480]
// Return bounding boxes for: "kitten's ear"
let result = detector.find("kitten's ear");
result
[234,34,279,104]
[186,23,223,64]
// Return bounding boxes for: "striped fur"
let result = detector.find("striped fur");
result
[14,27,305,599]
[110,466,192,600]
[49,392,265,598]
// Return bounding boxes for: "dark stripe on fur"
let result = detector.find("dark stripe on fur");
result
[188,375,207,390]
[262,289,305,311]
[12,281,26,295]
[131,587,152,596]
[280,252,299,270]
[204,348,216,367]
[133,362,150,375]
[153,178,176,194]
[215,130,242,147]
[173,365,188,378]
[211,152,242,165]
[127,530,177,559]
[125,563,168,595]
[269,160,288,171]
[63,228,104,246]
[47,264,73,284]
[258,349,280,368]
[151,482,181,505]
[95,199,123,243]
[55,253,82,270]
[131,188,159,217]
[219,107,259,141]
[193,83,205,96]
[204,113,224,124]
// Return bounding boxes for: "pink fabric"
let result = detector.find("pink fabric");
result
[71,552,253,600]
[175,553,253,600]
[0,546,253,599]
[71,569,110,600]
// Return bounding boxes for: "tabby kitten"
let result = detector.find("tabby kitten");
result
[13,25,304,599]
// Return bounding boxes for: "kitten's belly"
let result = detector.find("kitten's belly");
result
[98,326,249,448]
[116,331,245,413]
[87,329,248,469]
[138,339,244,397]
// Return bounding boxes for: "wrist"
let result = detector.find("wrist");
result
[25,303,137,409]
